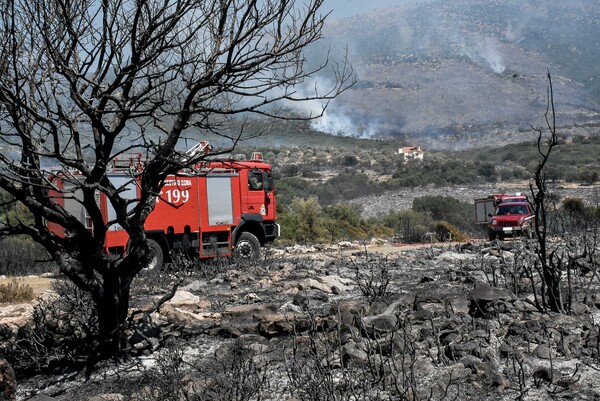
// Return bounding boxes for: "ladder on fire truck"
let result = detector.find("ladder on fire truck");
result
[183,141,212,162]
[109,141,213,169]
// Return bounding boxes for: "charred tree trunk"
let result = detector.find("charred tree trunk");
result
[56,232,152,362]
[95,277,130,356]
[530,71,563,313]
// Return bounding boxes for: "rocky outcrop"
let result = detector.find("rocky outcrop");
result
[468,281,515,318]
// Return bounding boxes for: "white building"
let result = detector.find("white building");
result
[397,146,424,162]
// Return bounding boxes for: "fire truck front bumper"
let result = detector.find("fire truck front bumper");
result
[265,222,281,242]
[490,226,524,233]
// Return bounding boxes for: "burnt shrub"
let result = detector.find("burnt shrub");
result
[285,305,466,401]
[1,280,97,376]
[351,257,392,302]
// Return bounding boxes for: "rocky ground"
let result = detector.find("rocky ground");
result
[4,238,600,401]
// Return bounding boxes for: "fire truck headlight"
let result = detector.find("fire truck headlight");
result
[518,217,524,225]
[491,219,497,226]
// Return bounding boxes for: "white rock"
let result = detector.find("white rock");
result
[164,290,200,306]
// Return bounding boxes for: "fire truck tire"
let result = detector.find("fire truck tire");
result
[488,230,497,241]
[234,232,260,260]
[146,239,164,270]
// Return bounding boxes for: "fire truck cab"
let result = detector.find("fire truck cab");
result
[48,146,279,268]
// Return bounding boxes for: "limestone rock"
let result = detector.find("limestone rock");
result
[341,341,369,365]
[471,282,513,302]
[361,313,398,335]
[300,275,352,294]
[23,396,56,401]
[532,344,552,359]
[445,341,481,360]
[469,282,514,318]
[164,290,201,306]
[332,299,367,326]
[87,394,126,401]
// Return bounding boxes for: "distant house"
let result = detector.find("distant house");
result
[396,146,424,162]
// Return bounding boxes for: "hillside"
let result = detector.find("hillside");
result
[295,0,600,149]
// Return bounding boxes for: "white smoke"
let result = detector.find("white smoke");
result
[479,39,506,74]
[278,76,377,137]
[311,108,382,138]
[504,21,526,44]
[311,108,356,136]
[460,36,506,74]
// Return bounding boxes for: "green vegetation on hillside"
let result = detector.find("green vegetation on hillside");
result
[460,136,600,183]
[260,132,600,244]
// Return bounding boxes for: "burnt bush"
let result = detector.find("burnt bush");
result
[285,308,466,401]
[1,280,98,376]
[351,257,392,302]
[138,338,270,401]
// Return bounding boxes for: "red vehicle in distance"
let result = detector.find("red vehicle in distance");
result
[487,201,534,240]
[475,193,535,240]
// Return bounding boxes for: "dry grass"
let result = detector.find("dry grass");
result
[0,279,34,303]
[0,276,55,299]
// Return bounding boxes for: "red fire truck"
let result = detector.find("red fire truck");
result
[474,193,534,240]
[48,143,279,269]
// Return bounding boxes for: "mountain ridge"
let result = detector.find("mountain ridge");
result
[296,0,600,149]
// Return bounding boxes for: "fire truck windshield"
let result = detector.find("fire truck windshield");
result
[496,204,529,215]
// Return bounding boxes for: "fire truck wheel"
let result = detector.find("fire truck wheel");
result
[488,230,497,241]
[146,239,164,270]
[234,232,260,260]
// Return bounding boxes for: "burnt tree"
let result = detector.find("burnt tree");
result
[0,0,353,361]
[529,71,563,313]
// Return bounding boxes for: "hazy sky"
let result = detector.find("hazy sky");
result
[323,0,436,19]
